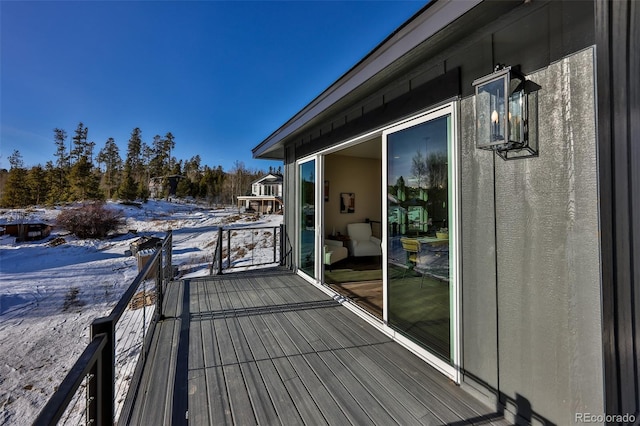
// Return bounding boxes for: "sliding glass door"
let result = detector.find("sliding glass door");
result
[298,159,316,278]
[384,105,459,369]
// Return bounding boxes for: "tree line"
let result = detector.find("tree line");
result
[0,123,281,208]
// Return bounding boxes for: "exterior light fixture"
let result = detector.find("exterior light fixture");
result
[473,64,538,160]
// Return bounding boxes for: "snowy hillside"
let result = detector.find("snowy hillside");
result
[0,200,282,425]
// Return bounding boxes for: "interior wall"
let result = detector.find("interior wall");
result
[461,48,604,425]
[324,154,382,237]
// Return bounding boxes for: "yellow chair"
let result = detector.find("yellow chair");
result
[400,237,424,287]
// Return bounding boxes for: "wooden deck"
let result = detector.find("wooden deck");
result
[128,268,507,425]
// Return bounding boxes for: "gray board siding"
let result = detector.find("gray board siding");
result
[461,48,603,425]
[127,269,510,425]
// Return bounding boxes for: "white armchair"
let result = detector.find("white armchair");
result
[324,239,348,269]
[346,223,382,257]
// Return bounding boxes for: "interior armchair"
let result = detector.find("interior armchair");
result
[347,223,382,257]
[324,239,348,269]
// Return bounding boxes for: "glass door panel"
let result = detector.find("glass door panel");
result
[386,113,453,363]
[299,160,316,278]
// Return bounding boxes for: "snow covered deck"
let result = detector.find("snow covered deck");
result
[127,268,508,425]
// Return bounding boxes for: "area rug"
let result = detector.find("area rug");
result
[324,268,382,284]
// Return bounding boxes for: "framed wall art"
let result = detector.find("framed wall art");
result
[340,192,355,213]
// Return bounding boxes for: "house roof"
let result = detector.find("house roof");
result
[251,0,489,160]
[0,220,52,228]
[252,173,283,185]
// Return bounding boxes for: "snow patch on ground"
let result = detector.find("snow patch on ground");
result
[0,200,282,425]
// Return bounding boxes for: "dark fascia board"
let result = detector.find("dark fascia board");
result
[252,0,482,160]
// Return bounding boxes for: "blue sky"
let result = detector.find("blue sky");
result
[1,1,425,173]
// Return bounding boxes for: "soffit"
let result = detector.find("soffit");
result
[253,0,523,160]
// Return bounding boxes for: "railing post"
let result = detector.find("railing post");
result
[164,229,172,284]
[89,317,114,426]
[217,227,224,275]
[273,226,277,263]
[226,228,231,271]
[279,224,285,266]
[156,242,163,320]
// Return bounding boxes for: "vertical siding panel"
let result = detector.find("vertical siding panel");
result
[596,0,640,416]
[460,96,499,393]
[594,0,618,413]
[630,2,640,418]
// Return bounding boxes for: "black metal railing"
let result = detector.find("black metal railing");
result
[210,224,291,274]
[34,230,173,426]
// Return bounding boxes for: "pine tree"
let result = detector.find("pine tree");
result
[171,159,182,176]
[126,127,143,181]
[175,177,191,198]
[70,122,89,165]
[184,155,201,180]
[69,156,102,200]
[96,138,122,199]
[200,165,225,205]
[44,161,59,205]
[183,155,202,197]
[51,128,69,202]
[67,123,101,201]
[141,141,154,190]
[118,164,138,202]
[149,134,166,177]
[163,132,175,174]
[26,165,49,205]
[119,128,144,201]
[0,150,28,207]
[137,180,149,201]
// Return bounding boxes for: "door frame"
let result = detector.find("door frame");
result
[295,156,324,283]
[381,101,461,382]
[295,101,461,383]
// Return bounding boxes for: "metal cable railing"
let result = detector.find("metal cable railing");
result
[211,224,290,275]
[34,231,173,426]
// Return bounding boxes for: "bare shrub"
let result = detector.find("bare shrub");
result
[234,247,247,259]
[223,215,241,224]
[57,202,124,239]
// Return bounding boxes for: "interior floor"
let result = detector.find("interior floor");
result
[324,258,450,359]
[324,256,383,318]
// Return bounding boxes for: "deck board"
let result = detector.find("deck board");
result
[126,289,181,425]
[128,268,507,426]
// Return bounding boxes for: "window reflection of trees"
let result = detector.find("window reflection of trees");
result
[411,150,428,189]
[388,149,448,237]
[426,151,447,190]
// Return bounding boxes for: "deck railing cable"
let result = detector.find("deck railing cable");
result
[211,223,289,275]
[34,230,173,426]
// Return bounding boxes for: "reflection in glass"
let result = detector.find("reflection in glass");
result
[299,161,316,277]
[387,115,452,362]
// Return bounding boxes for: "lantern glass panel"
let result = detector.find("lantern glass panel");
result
[508,89,524,144]
[475,76,507,148]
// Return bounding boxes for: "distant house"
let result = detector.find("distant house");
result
[236,173,283,214]
[0,221,51,241]
[148,175,185,199]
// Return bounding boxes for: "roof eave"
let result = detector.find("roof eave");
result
[252,0,482,160]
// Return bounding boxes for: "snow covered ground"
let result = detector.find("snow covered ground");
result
[0,200,282,425]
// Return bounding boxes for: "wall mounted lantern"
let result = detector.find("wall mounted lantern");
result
[472,64,538,160]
